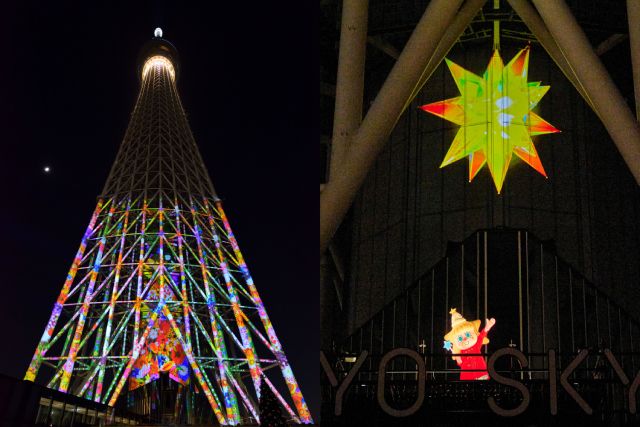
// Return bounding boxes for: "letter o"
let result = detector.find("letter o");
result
[377,348,426,417]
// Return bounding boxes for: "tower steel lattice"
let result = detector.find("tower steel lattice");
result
[24,31,312,425]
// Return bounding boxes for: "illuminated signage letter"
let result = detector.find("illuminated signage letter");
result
[487,347,530,416]
[377,348,426,417]
[320,350,368,416]
[560,349,592,414]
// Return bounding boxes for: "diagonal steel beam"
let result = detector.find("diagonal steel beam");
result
[595,33,627,56]
[532,0,640,185]
[161,305,229,425]
[59,207,114,392]
[404,0,488,112]
[367,35,400,60]
[24,200,104,381]
[320,0,465,252]
[507,0,595,111]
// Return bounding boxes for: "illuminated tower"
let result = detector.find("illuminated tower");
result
[24,29,312,425]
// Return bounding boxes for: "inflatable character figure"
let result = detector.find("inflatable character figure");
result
[443,308,496,380]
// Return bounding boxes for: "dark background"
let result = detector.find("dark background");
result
[0,0,319,420]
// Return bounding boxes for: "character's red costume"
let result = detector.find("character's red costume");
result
[456,329,488,380]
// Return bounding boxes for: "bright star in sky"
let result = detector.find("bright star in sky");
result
[43,166,51,173]
[420,47,560,193]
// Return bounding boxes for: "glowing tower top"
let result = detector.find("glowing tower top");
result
[101,28,215,200]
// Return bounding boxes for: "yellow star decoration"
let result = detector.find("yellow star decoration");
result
[420,47,560,193]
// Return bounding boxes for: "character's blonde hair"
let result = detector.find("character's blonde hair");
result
[444,318,489,356]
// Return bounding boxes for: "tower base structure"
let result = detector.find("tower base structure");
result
[24,30,312,426]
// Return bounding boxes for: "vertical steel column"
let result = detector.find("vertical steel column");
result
[630,317,636,374]
[431,269,435,373]
[569,269,575,351]
[380,306,385,355]
[25,200,104,381]
[595,291,600,347]
[555,257,561,353]
[417,279,421,351]
[540,245,546,351]
[460,245,464,313]
[483,232,488,324]
[525,233,531,370]
[215,201,313,424]
[607,299,612,349]
[532,0,640,185]
[618,307,624,366]
[518,233,524,352]
[582,278,588,369]
[476,233,480,320]
[445,258,449,342]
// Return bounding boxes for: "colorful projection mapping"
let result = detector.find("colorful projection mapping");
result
[420,47,560,193]
[129,262,189,391]
[443,308,496,380]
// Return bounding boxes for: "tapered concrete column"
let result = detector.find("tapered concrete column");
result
[320,0,464,252]
[507,0,594,111]
[628,0,640,120]
[330,0,369,179]
[532,0,640,185]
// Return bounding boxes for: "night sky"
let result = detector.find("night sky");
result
[0,0,318,420]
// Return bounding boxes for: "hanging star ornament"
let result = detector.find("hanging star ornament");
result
[420,47,560,193]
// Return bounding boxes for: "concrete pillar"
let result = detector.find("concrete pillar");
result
[330,0,369,179]
[532,0,640,185]
[507,0,595,111]
[320,0,464,253]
